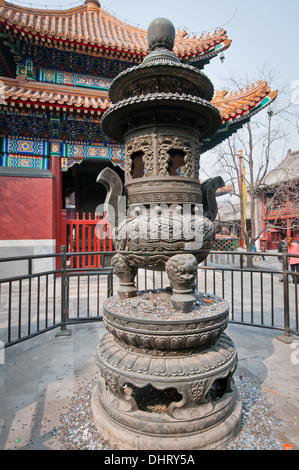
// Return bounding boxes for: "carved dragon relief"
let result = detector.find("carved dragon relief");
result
[124,134,197,179]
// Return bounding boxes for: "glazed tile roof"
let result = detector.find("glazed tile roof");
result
[0,77,110,113]
[199,81,277,152]
[0,0,231,61]
[0,76,277,123]
[0,76,277,152]
[261,150,299,187]
[211,81,278,122]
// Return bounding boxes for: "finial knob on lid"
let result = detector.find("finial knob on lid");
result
[147,17,176,51]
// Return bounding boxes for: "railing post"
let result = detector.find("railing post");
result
[61,209,67,249]
[55,245,72,337]
[239,251,244,270]
[28,257,32,275]
[277,244,292,343]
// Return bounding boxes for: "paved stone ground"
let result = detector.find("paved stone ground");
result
[0,321,298,451]
[0,252,298,451]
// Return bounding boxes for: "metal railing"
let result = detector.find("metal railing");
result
[0,246,113,347]
[0,247,298,347]
[136,249,299,339]
[201,249,298,337]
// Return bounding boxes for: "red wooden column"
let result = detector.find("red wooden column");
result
[49,142,63,269]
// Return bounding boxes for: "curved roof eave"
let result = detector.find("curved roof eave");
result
[0,0,231,64]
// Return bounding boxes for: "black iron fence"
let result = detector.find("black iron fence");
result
[201,250,298,337]
[0,247,298,347]
[0,247,113,347]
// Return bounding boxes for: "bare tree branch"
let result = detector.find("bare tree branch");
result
[213,70,294,263]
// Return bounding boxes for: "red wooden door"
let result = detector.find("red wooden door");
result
[64,212,114,268]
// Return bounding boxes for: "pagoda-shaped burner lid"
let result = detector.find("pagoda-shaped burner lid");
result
[108,18,215,105]
[102,17,221,142]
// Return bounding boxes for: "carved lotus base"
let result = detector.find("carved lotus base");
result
[103,290,229,351]
[92,332,242,450]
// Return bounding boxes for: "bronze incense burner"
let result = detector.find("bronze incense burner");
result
[92,17,241,450]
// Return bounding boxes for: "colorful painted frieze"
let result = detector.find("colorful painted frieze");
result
[61,143,124,170]
[1,154,49,169]
[38,68,112,91]
[1,137,50,157]
[0,137,124,171]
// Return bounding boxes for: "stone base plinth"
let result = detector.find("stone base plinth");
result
[92,329,242,450]
[92,385,242,450]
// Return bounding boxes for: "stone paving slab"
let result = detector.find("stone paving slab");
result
[0,321,298,450]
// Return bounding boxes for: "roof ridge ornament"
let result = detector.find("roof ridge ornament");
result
[84,0,101,12]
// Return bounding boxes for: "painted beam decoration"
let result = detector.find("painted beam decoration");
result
[61,142,124,171]
[38,69,112,92]
[0,136,124,171]
[3,137,50,156]
[1,154,49,169]
[1,137,50,169]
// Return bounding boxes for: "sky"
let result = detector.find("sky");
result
[101,0,299,92]
[100,0,299,173]
[10,0,299,159]
[12,0,299,93]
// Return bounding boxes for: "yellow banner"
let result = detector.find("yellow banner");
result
[241,159,247,231]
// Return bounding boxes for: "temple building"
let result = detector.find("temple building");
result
[258,150,299,250]
[0,0,277,266]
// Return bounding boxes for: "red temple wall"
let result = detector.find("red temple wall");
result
[0,174,55,240]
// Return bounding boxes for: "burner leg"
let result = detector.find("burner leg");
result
[166,253,198,312]
[112,253,138,299]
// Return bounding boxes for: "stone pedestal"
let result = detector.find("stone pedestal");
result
[92,291,242,449]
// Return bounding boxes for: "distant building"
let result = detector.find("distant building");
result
[215,150,299,250]
[257,150,299,249]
